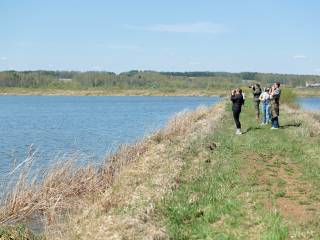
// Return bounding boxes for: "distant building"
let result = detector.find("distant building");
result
[306,82,320,87]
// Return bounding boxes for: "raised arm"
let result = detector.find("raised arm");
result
[259,93,264,101]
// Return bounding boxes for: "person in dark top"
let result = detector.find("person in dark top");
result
[230,88,245,135]
[269,82,281,129]
[250,83,262,121]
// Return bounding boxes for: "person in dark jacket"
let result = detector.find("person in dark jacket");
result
[250,83,262,121]
[230,88,245,135]
[269,82,281,129]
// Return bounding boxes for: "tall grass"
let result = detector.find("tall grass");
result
[280,87,297,104]
[0,141,148,226]
[0,102,225,239]
[262,213,289,240]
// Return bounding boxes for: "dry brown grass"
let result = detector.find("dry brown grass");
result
[0,142,148,225]
[47,102,225,240]
[283,104,320,137]
[0,102,226,239]
[1,161,102,224]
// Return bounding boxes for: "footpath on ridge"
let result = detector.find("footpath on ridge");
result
[157,100,320,239]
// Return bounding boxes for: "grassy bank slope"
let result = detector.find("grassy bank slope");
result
[158,100,320,239]
[1,99,319,239]
[0,101,226,239]
[46,103,226,239]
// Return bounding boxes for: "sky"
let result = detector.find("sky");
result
[0,0,319,74]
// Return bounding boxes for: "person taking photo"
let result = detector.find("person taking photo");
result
[230,88,245,135]
[269,82,281,129]
[259,87,271,125]
[250,83,262,121]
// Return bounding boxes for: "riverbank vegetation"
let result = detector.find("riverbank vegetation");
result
[0,71,319,96]
[0,97,319,239]
[0,102,226,239]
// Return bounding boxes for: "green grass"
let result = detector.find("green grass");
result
[157,99,320,239]
[280,88,297,104]
[0,224,41,240]
[262,213,289,240]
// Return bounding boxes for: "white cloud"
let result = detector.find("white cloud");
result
[125,22,227,34]
[293,55,307,59]
[1,57,7,61]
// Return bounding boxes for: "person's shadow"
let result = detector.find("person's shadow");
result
[242,127,261,134]
[243,122,302,134]
[279,123,302,129]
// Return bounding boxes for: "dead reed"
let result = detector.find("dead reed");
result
[0,102,226,239]
[0,141,148,226]
[283,104,320,137]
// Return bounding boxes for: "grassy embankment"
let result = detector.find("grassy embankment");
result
[0,102,226,239]
[157,98,320,239]
[0,90,319,239]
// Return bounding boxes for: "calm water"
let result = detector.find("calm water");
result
[298,97,320,111]
[0,96,220,178]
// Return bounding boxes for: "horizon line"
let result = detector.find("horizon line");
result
[0,69,320,77]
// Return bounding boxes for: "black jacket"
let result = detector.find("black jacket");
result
[230,94,244,112]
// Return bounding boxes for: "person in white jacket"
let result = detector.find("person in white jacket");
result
[259,87,270,124]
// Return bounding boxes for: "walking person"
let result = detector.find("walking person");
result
[269,82,281,129]
[231,88,245,135]
[259,87,271,125]
[250,83,262,121]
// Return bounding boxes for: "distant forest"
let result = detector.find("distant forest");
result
[0,70,319,90]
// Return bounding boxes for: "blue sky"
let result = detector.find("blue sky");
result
[1,0,319,74]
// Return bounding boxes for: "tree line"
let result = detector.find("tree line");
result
[0,70,319,90]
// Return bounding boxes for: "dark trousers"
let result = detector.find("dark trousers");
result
[271,116,279,128]
[233,109,241,129]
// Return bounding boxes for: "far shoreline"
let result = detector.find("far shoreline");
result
[0,88,226,97]
[0,87,319,97]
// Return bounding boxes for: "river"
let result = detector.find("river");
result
[0,96,220,179]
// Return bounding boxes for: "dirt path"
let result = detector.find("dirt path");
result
[243,153,319,223]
